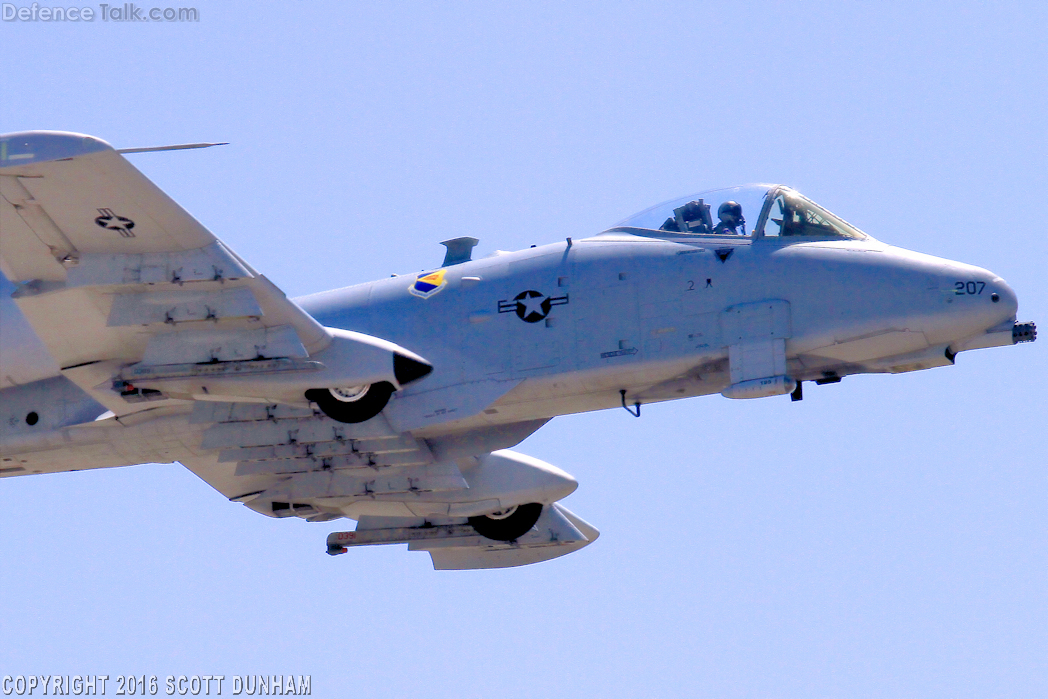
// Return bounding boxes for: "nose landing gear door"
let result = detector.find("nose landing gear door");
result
[720,299,792,391]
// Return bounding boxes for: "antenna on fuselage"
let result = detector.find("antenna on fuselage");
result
[117,142,229,154]
[619,390,641,418]
[440,237,480,266]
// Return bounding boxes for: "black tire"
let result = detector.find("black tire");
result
[305,382,394,424]
[468,503,544,541]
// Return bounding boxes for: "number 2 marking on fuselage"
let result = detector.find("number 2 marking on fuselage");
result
[955,281,985,295]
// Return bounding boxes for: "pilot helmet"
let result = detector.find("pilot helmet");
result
[718,200,742,225]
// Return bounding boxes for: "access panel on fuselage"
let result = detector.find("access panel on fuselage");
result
[570,239,734,370]
[492,249,574,377]
[571,243,641,370]
[649,245,730,359]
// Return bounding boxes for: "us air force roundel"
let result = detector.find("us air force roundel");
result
[498,289,569,323]
[94,208,136,238]
[409,269,447,298]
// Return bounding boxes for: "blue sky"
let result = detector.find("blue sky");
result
[1,2,1045,697]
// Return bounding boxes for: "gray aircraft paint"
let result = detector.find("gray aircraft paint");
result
[0,131,1034,568]
[297,228,1017,432]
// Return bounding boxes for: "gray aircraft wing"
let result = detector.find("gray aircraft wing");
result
[0,129,436,506]
[0,131,335,414]
[0,131,435,412]
[0,132,594,569]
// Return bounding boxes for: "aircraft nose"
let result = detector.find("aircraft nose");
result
[937,264,1020,344]
[991,276,1019,318]
[942,269,1034,353]
[971,269,1019,328]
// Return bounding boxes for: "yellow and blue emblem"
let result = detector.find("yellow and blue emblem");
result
[409,269,447,299]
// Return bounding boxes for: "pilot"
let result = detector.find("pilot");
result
[713,201,744,235]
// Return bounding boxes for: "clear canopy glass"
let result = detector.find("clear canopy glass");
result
[612,184,867,241]
[756,187,866,240]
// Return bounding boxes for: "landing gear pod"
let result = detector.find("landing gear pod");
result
[304,329,432,423]
[457,450,579,515]
[305,382,395,424]
[326,502,600,570]
[467,502,544,541]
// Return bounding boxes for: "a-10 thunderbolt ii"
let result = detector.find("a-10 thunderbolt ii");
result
[0,131,1036,569]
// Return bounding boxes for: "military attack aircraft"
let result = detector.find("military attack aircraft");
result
[0,131,1036,569]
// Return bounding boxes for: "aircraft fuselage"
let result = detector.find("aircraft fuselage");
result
[0,224,1023,454]
[0,131,1035,567]
[297,229,1018,432]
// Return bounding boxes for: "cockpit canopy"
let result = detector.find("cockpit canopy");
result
[613,185,867,241]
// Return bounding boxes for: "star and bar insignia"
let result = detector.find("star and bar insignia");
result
[94,208,136,238]
[498,289,569,323]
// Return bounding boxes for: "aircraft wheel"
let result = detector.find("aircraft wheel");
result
[468,503,543,541]
[305,382,394,424]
